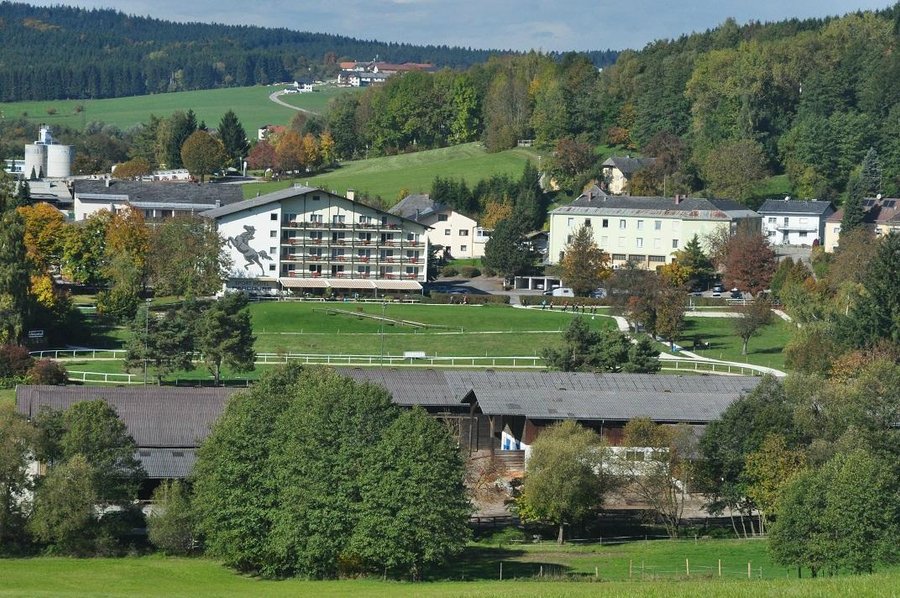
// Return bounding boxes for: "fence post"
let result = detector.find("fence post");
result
[748,562,751,579]
[629,560,632,579]
[499,561,503,581]
[686,558,690,576]
[718,559,722,577]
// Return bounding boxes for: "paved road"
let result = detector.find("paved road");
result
[268,90,316,114]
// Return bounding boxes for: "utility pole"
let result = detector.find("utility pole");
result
[143,299,152,385]
[380,300,386,365]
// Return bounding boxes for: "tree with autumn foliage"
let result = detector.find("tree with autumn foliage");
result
[247,140,276,171]
[480,200,513,230]
[560,225,610,296]
[96,207,150,320]
[180,130,226,182]
[17,203,65,273]
[723,232,776,294]
[275,130,304,174]
[113,157,152,180]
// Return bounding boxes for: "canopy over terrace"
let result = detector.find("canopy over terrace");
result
[278,278,422,294]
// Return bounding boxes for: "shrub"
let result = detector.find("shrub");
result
[482,265,497,277]
[459,266,481,278]
[27,359,68,385]
[430,293,509,305]
[148,481,195,555]
[441,265,459,278]
[0,345,34,379]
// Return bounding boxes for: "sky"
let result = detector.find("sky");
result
[24,1,894,52]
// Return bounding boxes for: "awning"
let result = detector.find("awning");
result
[279,278,329,288]
[373,280,423,291]
[325,279,376,289]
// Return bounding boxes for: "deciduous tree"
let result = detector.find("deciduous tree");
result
[723,232,776,294]
[196,293,256,385]
[147,480,195,555]
[0,403,38,553]
[733,298,773,355]
[701,139,768,203]
[560,224,610,296]
[180,130,226,182]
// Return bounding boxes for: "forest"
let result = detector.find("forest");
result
[0,2,616,102]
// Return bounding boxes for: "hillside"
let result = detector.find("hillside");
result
[243,143,541,204]
[0,2,617,103]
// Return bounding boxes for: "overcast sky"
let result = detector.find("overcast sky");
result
[25,1,894,51]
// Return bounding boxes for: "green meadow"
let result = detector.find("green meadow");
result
[243,142,542,205]
[677,316,793,371]
[0,539,896,597]
[0,85,351,131]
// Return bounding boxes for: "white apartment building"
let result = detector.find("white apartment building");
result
[548,189,760,269]
[757,199,834,246]
[204,186,429,295]
[390,194,489,259]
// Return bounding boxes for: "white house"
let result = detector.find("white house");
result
[390,194,489,259]
[548,187,760,269]
[757,199,834,246]
[601,156,656,195]
[203,186,430,295]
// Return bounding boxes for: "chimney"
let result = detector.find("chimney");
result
[105,177,111,188]
[347,188,356,201]
[215,199,221,208]
[674,194,683,205]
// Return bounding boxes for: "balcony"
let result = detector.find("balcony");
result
[774,224,817,232]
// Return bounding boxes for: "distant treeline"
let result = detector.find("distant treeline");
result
[0,2,617,102]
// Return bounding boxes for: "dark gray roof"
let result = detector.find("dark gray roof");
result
[336,368,471,407]
[602,156,656,175]
[554,192,758,220]
[16,385,236,448]
[138,448,197,479]
[758,199,834,215]
[390,194,449,221]
[459,372,760,422]
[73,179,243,208]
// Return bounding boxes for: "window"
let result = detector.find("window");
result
[332,214,345,225]
[637,220,644,230]
[270,230,277,238]
[269,247,276,255]
[783,217,789,225]
[312,195,321,201]
[649,255,666,263]
[654,220,662,231]
[799,231,808,238]
[612,253,626,261]
[619,219,626,229]
[585,218,591,227]
[460,245,467,253]
[268,264,275,272]
[602,219,609,228]
[636,238,643,248]
[444,229,451,235]
[768,217,776,223]
[568,217,574,226]
[567,235,573,244]
[438,214,449,221]
[459,229,469,236]
[270,213,278,221]
[672,239,679,249]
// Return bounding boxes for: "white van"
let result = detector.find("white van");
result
[543,286,575,297]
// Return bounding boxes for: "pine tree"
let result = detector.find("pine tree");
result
[218,110,250,168]
[841,174,866,237]
[859,147,883,196]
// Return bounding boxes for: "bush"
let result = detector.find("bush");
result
[27,359,68,385]
[481,265,497,277]
[441,265,459,278]
[0,345,34,378]
[430,293,509,305]
[459,266,481,278]
[148,481,195,555]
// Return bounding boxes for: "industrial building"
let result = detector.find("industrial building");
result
[23,125,74,179]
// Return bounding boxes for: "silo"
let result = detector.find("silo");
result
[23,144,47,179]
[46,144,73,178]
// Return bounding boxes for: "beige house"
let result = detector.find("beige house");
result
[548,187,760,269]
[390,194,489,259]
[601,156,656,195]
[823,197,900,252]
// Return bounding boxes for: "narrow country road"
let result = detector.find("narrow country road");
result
[268,90,316,114]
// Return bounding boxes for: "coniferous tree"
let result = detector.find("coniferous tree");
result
[841,174,867,237]
[196,293,256,385]
[859,147,883,196]
[218,110,250,168]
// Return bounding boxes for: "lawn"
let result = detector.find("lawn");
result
[0,388,14,407]
[0,84,345,132]
[677,316,792,371]
[276,86,362,114]
[243,142,542,206]
[0,541,896,597]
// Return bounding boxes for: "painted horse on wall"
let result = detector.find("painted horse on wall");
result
[226,225,271,275]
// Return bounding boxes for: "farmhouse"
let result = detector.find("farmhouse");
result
[823,196,900,252]
[757,198,834,246]
[601,156,656,195]
[72,179,243,221]
[203,186,430,295]
[548,186,760,269]
[390,193,490,259]
[15,371,759,481]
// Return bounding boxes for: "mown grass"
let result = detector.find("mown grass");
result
[243,142,542,206]
[0,85,347,131]
[0,388,14,407]
[0,540,896,597]
[677,316,792,371]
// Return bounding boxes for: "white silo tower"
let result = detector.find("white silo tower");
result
[23,143,47,179]
[46,144,73,178]
[23,125,74,179]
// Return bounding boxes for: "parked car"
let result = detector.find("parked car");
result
[713,283,725,293]
[590,288,607,299]
[730,290,743,299]
[543,287,575,297]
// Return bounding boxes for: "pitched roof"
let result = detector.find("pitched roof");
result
[553,192,758,220]
[204,186,428,231]
[336,368,470,407]
[758,199,834,215]
[827,197,900,224]
[602,156,656,175]
[390,194,447,221]
[73,179,243,208]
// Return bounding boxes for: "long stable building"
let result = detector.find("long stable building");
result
[203,186,430,295]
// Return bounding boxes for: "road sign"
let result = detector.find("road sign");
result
[27,329,44,339]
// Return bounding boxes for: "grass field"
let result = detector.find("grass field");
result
[0,85,349,131]
[0,388,14,407]
[677,317,792,371]
[243,142,542,205]
[1,540,896,597]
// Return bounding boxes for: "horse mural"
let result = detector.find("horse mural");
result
[226,225,272,275]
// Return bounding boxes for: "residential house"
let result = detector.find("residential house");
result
[757,199,834,246]
[601,156,656,195]
[390,193,489,259]
[72,179,243,221]
[824,196,900,252]
[548,187,760,269]
[203,186,430,295]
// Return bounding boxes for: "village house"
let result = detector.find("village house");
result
[203,186,430,296]
[390,193,490,259]
[757,198,834,246]
[72,178,244,222]
[601,156,656,195]
[548,186,760,270]
[823,196,900,252]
